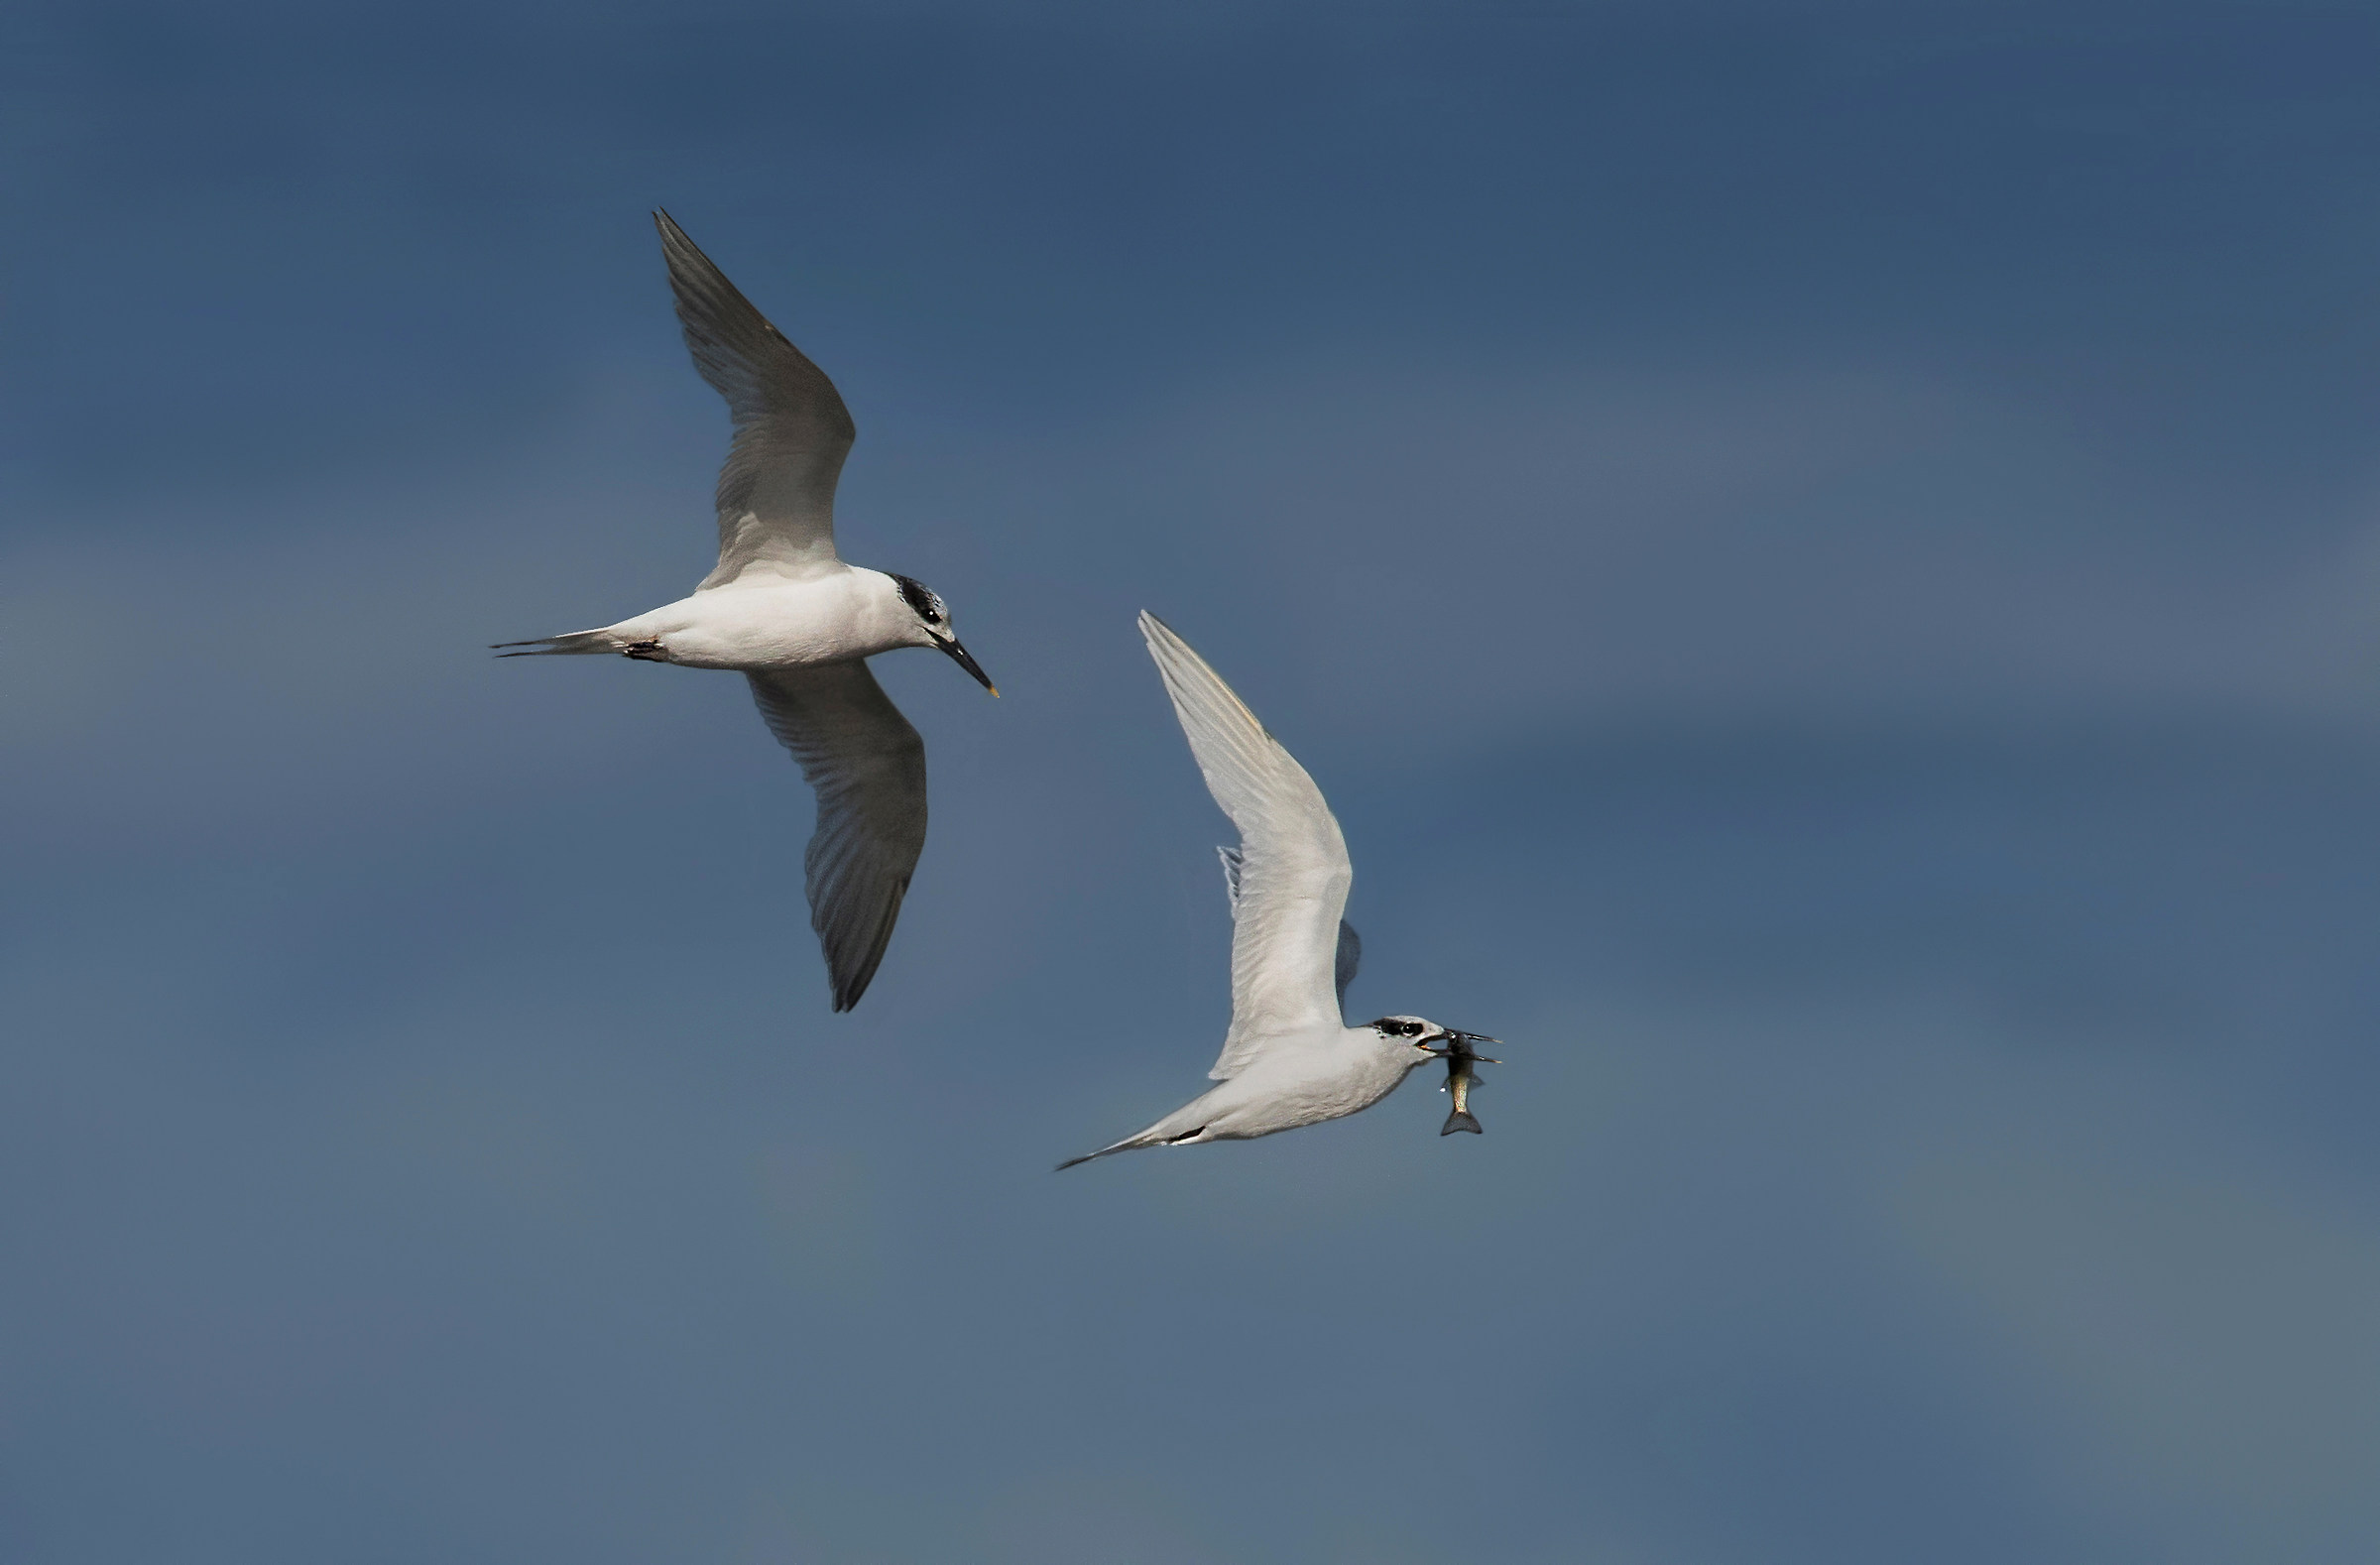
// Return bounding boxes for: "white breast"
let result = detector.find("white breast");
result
[636,568,909,669]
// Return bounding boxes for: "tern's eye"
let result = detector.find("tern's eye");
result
[892,574,945,626]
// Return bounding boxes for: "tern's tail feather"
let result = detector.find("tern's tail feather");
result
[1055,1116,1214,1170]
[491,630,619,658]
[1440,1108,1483,1136]
[1055,1138,1143,1171]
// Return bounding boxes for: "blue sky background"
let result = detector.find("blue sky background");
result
[7,3,2380,1560]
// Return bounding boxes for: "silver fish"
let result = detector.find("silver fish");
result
[1428,1030,1500,1136]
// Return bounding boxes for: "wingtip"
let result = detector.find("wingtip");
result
[1136,609,1184,659]
[652,208,700,261]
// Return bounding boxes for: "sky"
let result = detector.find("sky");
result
[6,2,2380,1560]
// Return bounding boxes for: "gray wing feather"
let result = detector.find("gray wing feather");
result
[654,210,856,588]
[1334,919,1363,1007]
[747,663,927,1012]
[1223,843,1361,1005]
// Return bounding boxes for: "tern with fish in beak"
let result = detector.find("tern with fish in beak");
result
[1058,613,1502,1169]
[494,212,998,1013]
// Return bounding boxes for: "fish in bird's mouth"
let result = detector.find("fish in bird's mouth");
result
[1421,1030,1499,1136]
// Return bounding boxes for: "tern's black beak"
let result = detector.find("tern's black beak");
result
[939,637,999,696]
[1423,1028,1502,1062]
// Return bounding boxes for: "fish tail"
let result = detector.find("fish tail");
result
[1440,1107,1483,1136]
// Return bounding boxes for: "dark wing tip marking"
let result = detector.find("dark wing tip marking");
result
[821,874,912,1012]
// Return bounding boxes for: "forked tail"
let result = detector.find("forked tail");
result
[490,630,619,658]
[1055,1120,1208,1171]
[1440,1107,1483,1136]
[1055,1140,1138,1171]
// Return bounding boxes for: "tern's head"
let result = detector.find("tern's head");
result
[1365,1016,1450,1063]
[889,573,998,695]
[1364,1016,1499,1062]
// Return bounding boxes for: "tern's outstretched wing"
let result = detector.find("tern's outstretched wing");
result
[1142,612,1351,1079]
[748,663,927,1012]
[1220,845,1362,1006]
[655,210,856,589]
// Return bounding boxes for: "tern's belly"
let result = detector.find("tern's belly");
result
[644,580,892,669]
[1214,1046,1417,1138]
